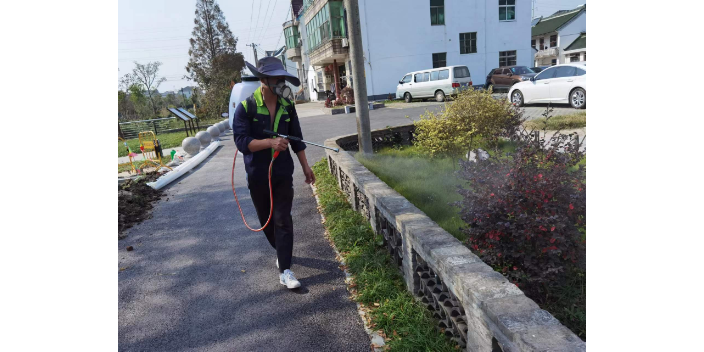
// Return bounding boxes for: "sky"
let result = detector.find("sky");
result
[118,0,292,93]
[118,0,586,93]
[532,0,585,19]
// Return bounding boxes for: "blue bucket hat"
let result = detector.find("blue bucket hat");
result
[245,57,300,87]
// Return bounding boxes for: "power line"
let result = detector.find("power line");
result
[257,0,274,43]
[273,3,290,50]
[257,0,279,44]
[252,0,265,46]
[246,0,255,57]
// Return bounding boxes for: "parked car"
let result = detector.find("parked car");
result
[531,66,550,73]
[396,65,472,102]
[508,63,586,109]
[485,66,537,92]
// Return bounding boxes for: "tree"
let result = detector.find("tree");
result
[132,61,166,116]
[186,0,245,118]
[165,92,178,107]
[128,84,152,118]
[118,74,135,120]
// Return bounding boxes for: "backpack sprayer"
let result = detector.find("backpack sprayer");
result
[231,130,339,232]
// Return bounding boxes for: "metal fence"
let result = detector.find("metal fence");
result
[118,117,176,140]
[336,124,415,152]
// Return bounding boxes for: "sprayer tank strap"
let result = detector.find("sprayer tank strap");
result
[244,87,293,157]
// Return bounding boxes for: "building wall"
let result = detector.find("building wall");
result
[557,11,585,63]
[357,0,532,100]
[297,15,321,101]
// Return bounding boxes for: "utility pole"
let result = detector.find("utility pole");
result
[343,0,372,155]
[247,43,259,66]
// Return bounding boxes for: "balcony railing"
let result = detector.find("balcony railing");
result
[282,19,294,28]
[535,47,559,58]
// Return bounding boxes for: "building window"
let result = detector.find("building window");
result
[539,37,545,49]
[499,0,516,21]
[329,1,346,38]
[460,32,477,54]
[284,26,300,49]
[306,3,332,52]
[531,39,535,49]
[550,35,557,47]
[551,58,557,65]
[499,50,516,67]
[432,52,446,68]
[569,53,580,62]
[430,0,444,25]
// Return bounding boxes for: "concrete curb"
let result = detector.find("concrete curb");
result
[325,102,386,115]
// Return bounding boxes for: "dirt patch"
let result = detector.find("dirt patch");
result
[118,172,163,237]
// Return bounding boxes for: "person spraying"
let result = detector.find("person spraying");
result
[231,57,313,289]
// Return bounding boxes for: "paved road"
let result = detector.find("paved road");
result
[118,131,372,351]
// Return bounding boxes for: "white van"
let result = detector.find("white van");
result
[395,65,472,102]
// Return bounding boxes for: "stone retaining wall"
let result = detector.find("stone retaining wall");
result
[324,125,585,352]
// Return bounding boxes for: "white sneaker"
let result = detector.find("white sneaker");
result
[279,269,301,289]
[276,258,279,269]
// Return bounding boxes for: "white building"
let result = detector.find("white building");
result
[283,0,532,101]
[531,5,586,66]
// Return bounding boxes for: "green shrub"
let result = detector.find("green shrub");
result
[413,88,524,158]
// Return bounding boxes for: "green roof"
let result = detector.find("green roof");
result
[532,5,585,36]
[565,33,586,51]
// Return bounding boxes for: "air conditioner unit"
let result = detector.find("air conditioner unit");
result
[341,38,349,48]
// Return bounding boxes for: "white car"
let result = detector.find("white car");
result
[508,63,586,109]
[396,65,472,102]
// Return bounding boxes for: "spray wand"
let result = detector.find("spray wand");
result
[263,130,340,153]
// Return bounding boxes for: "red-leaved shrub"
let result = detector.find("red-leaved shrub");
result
[457,122,586,339]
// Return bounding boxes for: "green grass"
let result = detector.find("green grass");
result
[355,146,467,242]
[118,131,189,157]
[524,111,586,130]
[312,159,458,352]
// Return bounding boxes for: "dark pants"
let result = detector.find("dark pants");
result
[247,174,294,273]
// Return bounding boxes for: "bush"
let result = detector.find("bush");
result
[413,88,523,158]
[456,125,586,338]
[334,98,346,106]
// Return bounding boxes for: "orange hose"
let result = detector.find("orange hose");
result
[231,149,279,232]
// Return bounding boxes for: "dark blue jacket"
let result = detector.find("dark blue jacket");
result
[233,87,306,180]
